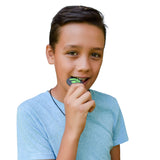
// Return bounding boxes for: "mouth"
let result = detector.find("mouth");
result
[71,76,90,84]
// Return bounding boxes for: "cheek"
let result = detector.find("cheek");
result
[92,62,102,75]
[55,58,74,76]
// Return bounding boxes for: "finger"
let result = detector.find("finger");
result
[66,83,83,97]
[88,100,96,112]
[70,84,87,99]
[80,100,95,112]
[78,91,92,104]
[88,105,95,112]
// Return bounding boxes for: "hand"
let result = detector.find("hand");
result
[64,83,95,138]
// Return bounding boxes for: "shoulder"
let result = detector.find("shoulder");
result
[17,91,51,114]
[90,89,116,100]
[90,89,119,109]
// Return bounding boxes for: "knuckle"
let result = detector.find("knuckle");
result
[87,91,92,98]
[64,99,70,106]
[84,91,92,100]
[79,105,85,113]
[91,100,95,107]
[64,96,72,106]
[79,85,85,91]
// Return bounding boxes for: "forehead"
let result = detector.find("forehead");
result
[57,23,105,48]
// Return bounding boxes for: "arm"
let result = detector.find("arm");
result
[110,145,120,160]
[56,128,80,160]
[38,129,80,160]
[56,84,95,160]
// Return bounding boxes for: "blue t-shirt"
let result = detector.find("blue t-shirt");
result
[17,90,128,160]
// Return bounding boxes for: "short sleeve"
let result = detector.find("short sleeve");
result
[17,104,56,160]
[112,101,128,146]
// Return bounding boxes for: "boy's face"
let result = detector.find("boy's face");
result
[47,23,105,98]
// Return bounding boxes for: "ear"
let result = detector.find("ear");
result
[46,45,55,64]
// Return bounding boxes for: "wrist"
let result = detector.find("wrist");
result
[56,126,80,160]
[64,127,81,142]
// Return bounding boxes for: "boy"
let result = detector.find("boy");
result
[17,6,128,160]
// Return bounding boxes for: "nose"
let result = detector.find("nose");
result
[76,56,90,73]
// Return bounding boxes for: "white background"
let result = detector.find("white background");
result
[0,0,160,159]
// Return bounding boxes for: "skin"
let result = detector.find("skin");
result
[46,23,120,160]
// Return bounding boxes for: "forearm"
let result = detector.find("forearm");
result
[56,84,94,160]
[56,129,80,160]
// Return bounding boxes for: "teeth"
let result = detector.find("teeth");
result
[78,78,87,81]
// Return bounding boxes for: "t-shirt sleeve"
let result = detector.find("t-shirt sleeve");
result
[17,103,56,160]
[112,100,128,146]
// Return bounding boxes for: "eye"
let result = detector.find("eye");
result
[67,51,78,56]
[91,52,101,58]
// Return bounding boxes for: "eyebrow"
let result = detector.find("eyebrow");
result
[64,45,81,50]
[90,47,104,51]
[64,45,104,51]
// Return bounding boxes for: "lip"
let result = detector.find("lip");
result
[71,76,90,84]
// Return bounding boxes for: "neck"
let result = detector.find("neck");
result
[50,85,67,103]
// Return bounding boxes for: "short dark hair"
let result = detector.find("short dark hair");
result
[49,6,107,49]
